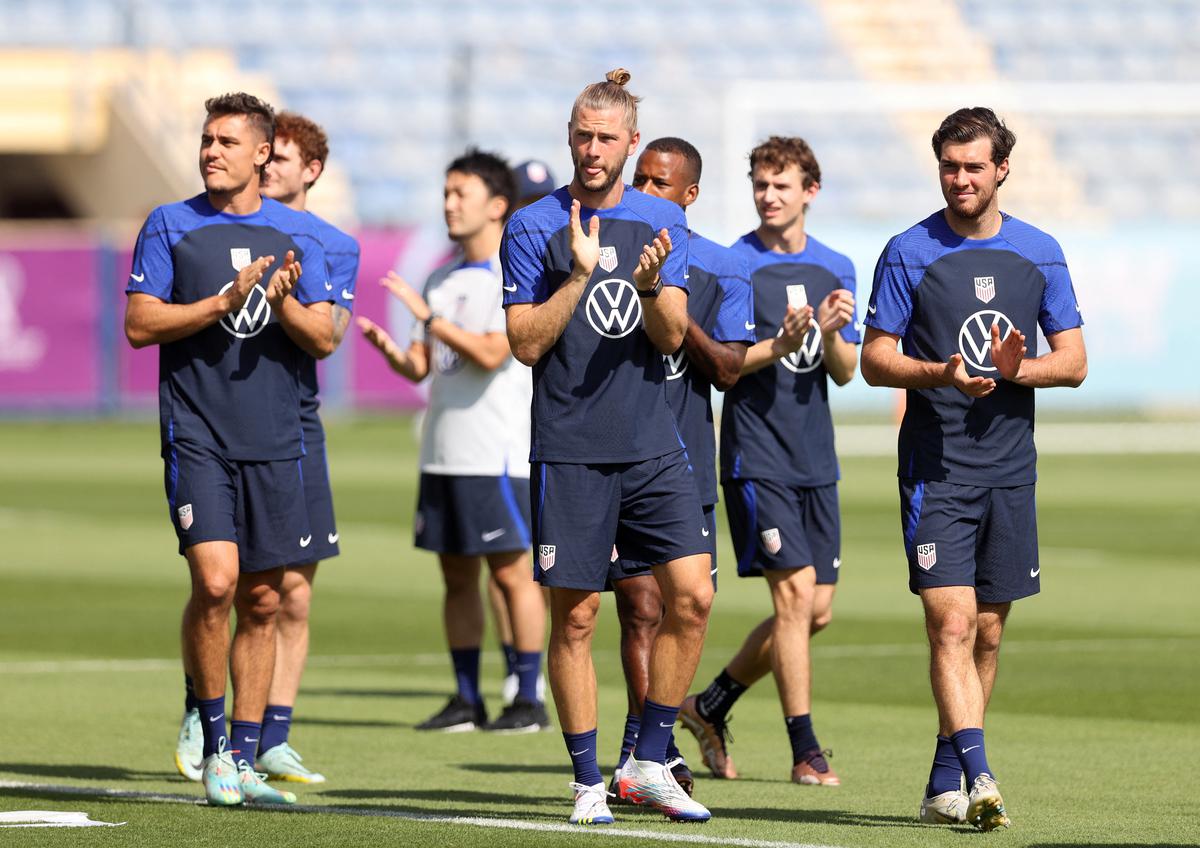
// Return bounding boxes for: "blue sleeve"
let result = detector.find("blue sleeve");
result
[500,217,549,305]
[660,207,690,291]
[711,261,756,344]
[127,208,174,299]
[1037,244,1083,335]
[294,230,332,305]
[864,236,913,336]
[330,238,361,312]
[837,257,861,344]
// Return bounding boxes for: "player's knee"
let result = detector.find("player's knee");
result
[620,594,662,639]
[554,606,597,646]
[278,581,312,625]
[975,621,1003,654]
[236,583,281,625]
[668,585,713,632]
[928,611,974,650]
[772,578,815,619]
[191,573,237,610]
[811,606,833,633]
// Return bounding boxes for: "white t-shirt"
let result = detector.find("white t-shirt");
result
[412,255,532,478]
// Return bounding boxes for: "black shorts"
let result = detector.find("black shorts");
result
[612,504,719,590]
[163,440,310,573]
[289,439,339,566]
[900,479,1039,604]
[415,473,532,556]
[531,451,710,591]
[724,479,842,584]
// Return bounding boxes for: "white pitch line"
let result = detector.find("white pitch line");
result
[1,636,1195,675]
[0,780,840,848]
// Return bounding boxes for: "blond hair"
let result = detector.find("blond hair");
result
[570,68,641,133]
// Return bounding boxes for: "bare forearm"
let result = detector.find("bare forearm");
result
[506,271,588,365]
[124,295,230,348]
[430,323,510,371]
[1011,347,1087,388]
[682,320,745,390]
[740,337,796,376]
[641,287,687,354]
[861,345,947,389]
[276,299,335,359]
[382,340,428,382]
[330,305,352,349]
[823,332,858,386]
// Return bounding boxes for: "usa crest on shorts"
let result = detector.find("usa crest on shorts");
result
[760,527,782,556]
[917,543,937,570]
[177,503,193,531]
[539,544,556,570]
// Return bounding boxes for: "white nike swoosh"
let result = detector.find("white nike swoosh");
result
[271,715,289,721]
[745,321,756,330]
[1030,567,1040,577]
[710,567,718,575]
[961,745,980,754]
[701,527,710,537]
[481,529,506,542]
[299,535,312,547]
[208,716,222,723]
[328,532,339,544]
[129,272,145,283]
[341,289,355,300]
[503,282,518,292]
[659,722,673,728]
[569,749,588,756]
[833,558,842,569]
[324,281,333,290]
[868,303,877,314]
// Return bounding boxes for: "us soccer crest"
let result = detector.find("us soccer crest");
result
[539,544,556,570]
[917,543,937,570]
[230,248,252,271]
[598,246,618,273]
[760,528,782,556]
[177,503,193,531]
[974,276,996,304]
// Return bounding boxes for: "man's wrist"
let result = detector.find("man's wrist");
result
[423,312,439,332]
[637,276,663,298]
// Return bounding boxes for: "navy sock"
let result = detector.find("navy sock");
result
[501,643,518,677]
[229,720,260,769]
[196,695,226,759]
[785,714,820,765]
[451,647,482,705]
[665,731,682,763]
[259,704,293,755]
[696,669,748,723]
[616,713,641,769]
[563,729,603,787]
[184,674,197,713]
[514,650,542,703]
[633,699,679,765]
[926,735,963,796]
[951,728,993,786]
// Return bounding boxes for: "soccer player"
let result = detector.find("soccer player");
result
[604,137,754,797]
[502,69,714,825]
[358,149,549,734]
[679,136,858,788]
[255,111,360,783]
[126,92,333,806]
[860,107,1086,831]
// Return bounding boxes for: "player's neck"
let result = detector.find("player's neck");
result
[457,225,503,263]
[755,219,807,254]
[276,191,307,213]
[568,179,624,210]
[943,205,1002,240]
[208,182,263,216]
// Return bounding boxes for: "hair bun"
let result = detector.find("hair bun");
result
[605,68,632,86]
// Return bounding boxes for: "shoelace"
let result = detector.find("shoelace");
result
[714,713,735,746]
[236,759,271,783]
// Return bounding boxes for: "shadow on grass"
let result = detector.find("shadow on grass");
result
[710,805,926,829]
[299,687,446,699]
[0,763,171,783]
[458,763,571,775]
[318,787,561,807]
[292,716,412,729]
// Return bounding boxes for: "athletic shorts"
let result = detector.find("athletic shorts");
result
[724,479,841,583]
[531,451,710,591]
[612,504,719,590]
[900,479,1039,604]
[163,440,310,573]
[287,438,339,566]
[415,473,531,556]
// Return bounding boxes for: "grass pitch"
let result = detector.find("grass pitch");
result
[1,417,1197,847]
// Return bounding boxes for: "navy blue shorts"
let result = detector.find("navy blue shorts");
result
[724,479,841,583]
[289,439,339,566]
[415,473,531,556]
[163,440,311,573]
[612,504,719,590]
[531,451,710,591]
[900,479,1039,604]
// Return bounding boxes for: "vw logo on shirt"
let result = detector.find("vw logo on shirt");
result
[217,281,271,338]
[957,309,1015,372]
[777,324,823,374]
[585,278,642,339]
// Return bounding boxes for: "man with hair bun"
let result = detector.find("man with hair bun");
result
[127,92,333,807]
[680,134,859,790]
[502,69,714,825]
[861,106,1086,831]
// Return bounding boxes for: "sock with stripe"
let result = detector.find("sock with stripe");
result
[229,720,260,769]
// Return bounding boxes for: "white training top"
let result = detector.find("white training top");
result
[411,255,532,478]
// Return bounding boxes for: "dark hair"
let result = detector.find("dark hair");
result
[748,136,821,189]
[932,107,1016,185]
[275,112,330,187]
[447,148,517,221]
[645,136,702,184]
[204,92,276,176]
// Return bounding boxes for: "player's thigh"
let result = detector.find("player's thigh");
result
[800,484,841,585]
[165,440,238,555]
[975,484,1040,604]
[723,478,814,578]
[298,439,339,562]
[236,458,311,573]
[900,479,988,596]
[616,450,710,570]
[531,462,621,591]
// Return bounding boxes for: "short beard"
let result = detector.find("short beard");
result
[573,152,627,196]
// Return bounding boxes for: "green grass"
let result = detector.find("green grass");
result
[1,418,1198,847]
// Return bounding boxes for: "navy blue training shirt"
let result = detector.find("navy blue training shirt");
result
[128,193,331,461]
[865,210,1083,487]
[501,186,690,464]
[721,231,860,488]
[664,232,755,505]
[300,213,361,444]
